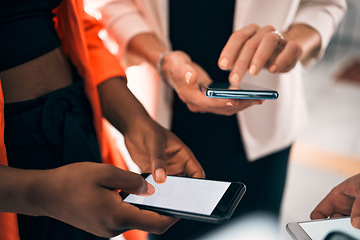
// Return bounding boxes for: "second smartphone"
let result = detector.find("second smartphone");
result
[205,81,279,100]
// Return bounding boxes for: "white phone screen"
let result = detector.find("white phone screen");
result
[299,217,360,239]
[124,175,231,215]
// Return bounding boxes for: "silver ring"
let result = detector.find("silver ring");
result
[272,30,285,41]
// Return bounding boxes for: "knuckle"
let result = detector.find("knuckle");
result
[245,39,259,50]
[187,104,199,113]
[235,59,250,71]
[99,217,125,238]
[231,31,248,42]
[264,25,275,32]
[248,23,258,29]
[264,32,279,42]
[253,52,268,63]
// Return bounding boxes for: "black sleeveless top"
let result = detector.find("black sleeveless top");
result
[169,1,245,179]
[0,0,62,71]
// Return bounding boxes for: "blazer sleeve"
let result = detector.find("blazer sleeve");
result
[82,9,127,85]
[85,0,153,58]
[293,0,347,60]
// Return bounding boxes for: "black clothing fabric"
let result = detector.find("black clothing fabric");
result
[4,78,107,240]
[149,1,291,239]
[0,0,62,71]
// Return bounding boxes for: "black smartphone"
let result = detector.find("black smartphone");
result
[205,81,279,100]
[120,174,246,224]
[286,217,360,240]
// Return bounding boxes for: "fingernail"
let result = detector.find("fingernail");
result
[219,58,229,69]
[147,183,155,195]
[249,65,257,75]
[226,102,234,107]
[230,73,240,85]
[253,100,264,105]
[138,183,155,196]
[185,72,192,84]
[155,168,166,183]
[269,65,277,73]
[352,217,360,229]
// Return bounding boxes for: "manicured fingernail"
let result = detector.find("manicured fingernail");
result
[226,102,234,107]
[269,65,277,73]
[249,65,257,75]
[352,217,360,229]
[155,168,166,183]
[185,72,192,84]
[219,58,229,69]
[230,73,240,85]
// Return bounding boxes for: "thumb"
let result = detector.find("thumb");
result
[146,130,167,184]
[99,165,155,196]
[351,195,360,229]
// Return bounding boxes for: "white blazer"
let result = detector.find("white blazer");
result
[86,0,346,161]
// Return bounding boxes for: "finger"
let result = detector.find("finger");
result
[218,24,258,70]
[183,86,240,109]
[310,194,337,220]
[120,203,179,234]
[351,196,360,229]
[99,165,155,196]
[268,41,301,73]
[169,135,205,178]
[180,63,198,86]
[249,31,281,76]
[146,130,167,184]
[229,26,274,85]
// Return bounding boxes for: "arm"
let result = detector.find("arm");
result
[97,76,205,181]
[81,5,204,181]
[0,162,178,237]
[311,173,360,229]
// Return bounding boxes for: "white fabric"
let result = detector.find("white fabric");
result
[85,0,346,161]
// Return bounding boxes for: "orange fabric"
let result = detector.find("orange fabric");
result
[0,1,146,239]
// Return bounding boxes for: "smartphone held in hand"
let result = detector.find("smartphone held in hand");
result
[205,82,279,100]
[286,217,360,240]
[120,174,246,224]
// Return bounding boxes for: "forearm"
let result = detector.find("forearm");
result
[0,165,45,216]
[284,23,321,65]
[128,33,168,67]
[97,76,151,134]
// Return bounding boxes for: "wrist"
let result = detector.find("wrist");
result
[23,169,54,217]
[156,50,172,83]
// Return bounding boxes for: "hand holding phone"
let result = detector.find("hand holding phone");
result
[286,217,360,240]
[120,174,246,224]
[205,82,279,100]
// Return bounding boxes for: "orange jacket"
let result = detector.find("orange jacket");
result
[0,1,147,239]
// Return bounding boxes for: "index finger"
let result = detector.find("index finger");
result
[146,129,167,184]
[218,24,258,70]
[310,194,337,220]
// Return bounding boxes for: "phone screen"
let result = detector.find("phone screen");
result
[124,174,231,215]
[298,217,360,239]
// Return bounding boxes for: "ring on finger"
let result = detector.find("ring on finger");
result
[272,30,285,41]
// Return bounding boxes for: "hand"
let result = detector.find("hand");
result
[123,116,205,183]
[310,173,360,229]
[161,51,262,116]
[218,24,302,85]
[29,162,178,237]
